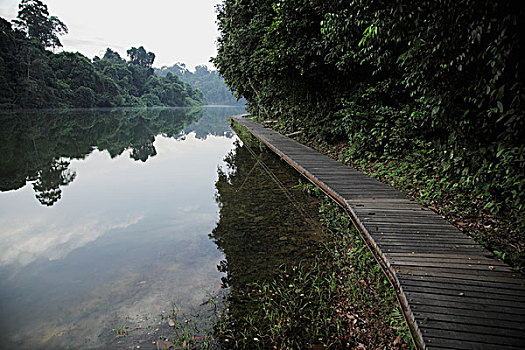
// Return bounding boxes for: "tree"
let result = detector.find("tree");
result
[102,48,124,63]
[12,0,68,49]
[127,46,155,68]
[73,86,95,108]
[2,3,205,110]
[155,63,244,105]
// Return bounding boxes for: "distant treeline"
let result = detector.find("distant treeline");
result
[0,0,205,109]
[214,0,524,226]
[156,64,245,106]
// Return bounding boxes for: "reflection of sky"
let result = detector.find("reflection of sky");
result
[0,129,238,348]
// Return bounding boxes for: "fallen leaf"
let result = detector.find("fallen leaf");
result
[156,340,173,349]
[310,345,324,350]
[393,335,402,346]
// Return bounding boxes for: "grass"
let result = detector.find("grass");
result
[212,182,413,349]
[144,119,417,348]
[150,183,413,349]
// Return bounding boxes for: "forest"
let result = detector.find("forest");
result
[156,63,246,106]
[0,0,206,109]
[214,0,525,267]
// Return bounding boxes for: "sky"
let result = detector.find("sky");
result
[0,0,221,70]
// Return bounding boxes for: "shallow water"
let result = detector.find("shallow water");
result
[0,106,244,349]
[0,107,323,349]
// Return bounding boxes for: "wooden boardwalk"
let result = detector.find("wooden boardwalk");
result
[232,116,525,350]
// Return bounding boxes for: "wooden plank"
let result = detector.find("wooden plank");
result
[364,222,465,229]
[381,247,486,254]
[422,328,524,347]
[410,304,525,325]
[400,283,525,302]
[424,337,523,350]
[374,237,477,244]
[426,336,523,350]
[370,227,462,234]
[404,291,525,311]
[360,216,448,223]
[232,116,525,350]
[420,319,525,340]
[389,255,507,266]
[386,252,499,260]
[380,247,487,255]
[412,310,525,330]
[397,274,525,291]
[396,265,522,279]
[392,261,514,272]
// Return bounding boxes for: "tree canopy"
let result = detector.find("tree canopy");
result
[156,63,245,106]
[0,1,206,109]
[127,46,155,68]
[214,0,524,231]
[12,0,67,49]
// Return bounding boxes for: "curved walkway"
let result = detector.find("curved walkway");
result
[233,115,525,350]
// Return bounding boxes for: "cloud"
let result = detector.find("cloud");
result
[0,213,144,267]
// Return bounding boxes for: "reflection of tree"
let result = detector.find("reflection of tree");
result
[130,141,157,162]
[0,107,205,205]
[32,159,76,206]
[210,136,323,317]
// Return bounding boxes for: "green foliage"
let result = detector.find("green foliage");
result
[210,128,412,348]
[12,0,67,49]
[214,0,524,236]
[73,86,95,108]
[156,63,245,106]
[0,1,206,109]
[127,46,155,68]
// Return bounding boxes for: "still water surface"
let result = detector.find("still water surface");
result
[0,107,243,349]
[0,106,323,349]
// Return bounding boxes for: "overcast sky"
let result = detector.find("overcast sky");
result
[0,0,221,70]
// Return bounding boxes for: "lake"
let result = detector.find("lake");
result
[0,106,323,349]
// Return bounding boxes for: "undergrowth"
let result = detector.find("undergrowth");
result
[310,140,524,272]
[213,183,413,349]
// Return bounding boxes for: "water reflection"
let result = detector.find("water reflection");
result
[0,106,244,349]
[0,107,244,207]
[0,107,204,206]
[211,134,324,323]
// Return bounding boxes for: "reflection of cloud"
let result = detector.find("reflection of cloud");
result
[179,204,200,213]
[0,214,144,267]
